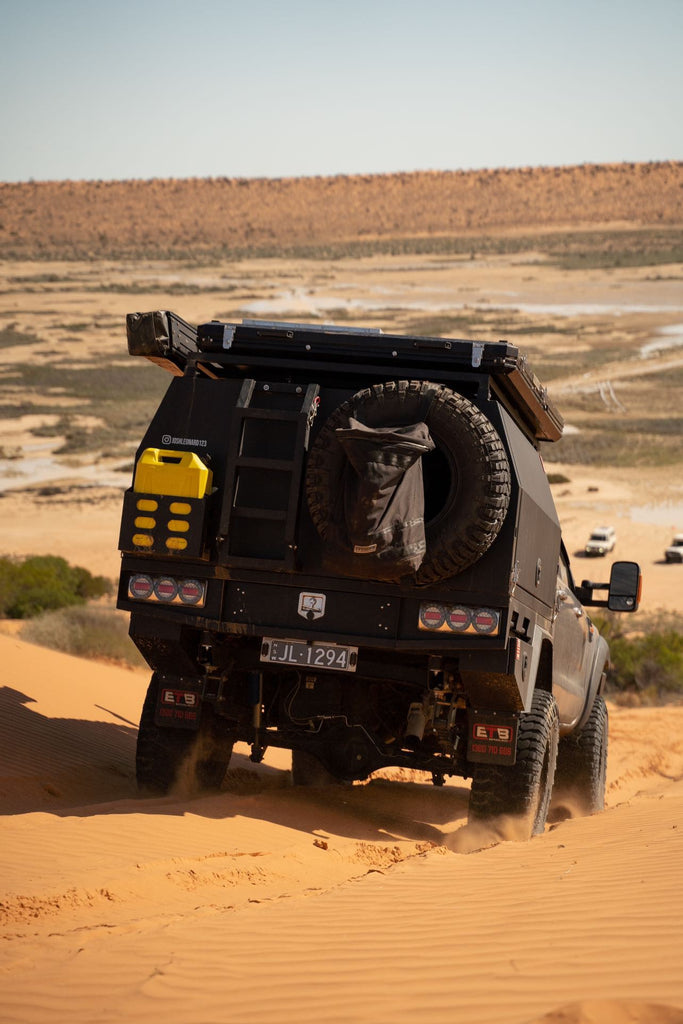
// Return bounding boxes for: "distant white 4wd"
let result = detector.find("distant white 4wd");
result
[585,526,616,557]
[665,533,683,563]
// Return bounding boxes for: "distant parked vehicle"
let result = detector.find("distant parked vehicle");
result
[664,534,683,563]
[584,526,617,557]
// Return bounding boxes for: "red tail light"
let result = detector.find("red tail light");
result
[472,609,499,634]
[419,604,446,630]
[154,577,178,602]
[447,606,471,632]
[129,574,154,600]
[419,602,500,636]
[128,573,206,609]
[178,579,205,605]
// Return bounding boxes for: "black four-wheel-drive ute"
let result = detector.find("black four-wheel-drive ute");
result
[117,311,641,837]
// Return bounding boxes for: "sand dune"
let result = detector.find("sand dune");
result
[1,632,682,1024]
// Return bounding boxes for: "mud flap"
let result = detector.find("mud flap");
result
[467,710,518,765]
[154,678,202,729]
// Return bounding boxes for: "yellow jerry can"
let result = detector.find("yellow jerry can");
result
[133,448,213,499]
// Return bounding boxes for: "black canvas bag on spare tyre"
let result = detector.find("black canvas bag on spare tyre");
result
[306,379,512,585]
[324,417,435,581]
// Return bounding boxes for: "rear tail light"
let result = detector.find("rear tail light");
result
[154,577,178,602]
[128,573,206,608]
[419,604,446,630]
[129,574,154,600]
[447,606,471,632]
[472,609,498,634]
[178,579,204,605]
[419,602,500,636]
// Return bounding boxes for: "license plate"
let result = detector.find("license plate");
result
[260,638,358,673]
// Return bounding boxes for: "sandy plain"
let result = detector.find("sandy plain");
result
[1,228,683,1023]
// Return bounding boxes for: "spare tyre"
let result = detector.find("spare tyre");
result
[306,380,511,584]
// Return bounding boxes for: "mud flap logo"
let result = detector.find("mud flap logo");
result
[298,592,326,620]
[155,687,201,729]
[467,712,518,765]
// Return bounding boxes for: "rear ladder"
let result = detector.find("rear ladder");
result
[217,380,320,570]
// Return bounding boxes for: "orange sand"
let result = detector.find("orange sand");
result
[1,632,682,1024]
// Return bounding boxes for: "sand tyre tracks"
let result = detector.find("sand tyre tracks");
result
[553,695,608,816]
[306,380,511,584]
[136,673,235,795]
[468,690,560,838]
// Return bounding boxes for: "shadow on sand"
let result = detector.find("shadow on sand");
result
[0,685,469,845]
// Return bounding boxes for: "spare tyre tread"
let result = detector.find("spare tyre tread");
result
[306,380,511,584]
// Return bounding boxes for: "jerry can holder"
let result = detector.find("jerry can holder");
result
[118,490,210,559]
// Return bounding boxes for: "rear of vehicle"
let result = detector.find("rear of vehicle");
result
[117,312,639,836]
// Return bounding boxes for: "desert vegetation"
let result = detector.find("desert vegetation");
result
[595,611,683,704]
[1,162,681,262]
[19,603,145,667]
[0,552,142,667]
[0,554,110,618]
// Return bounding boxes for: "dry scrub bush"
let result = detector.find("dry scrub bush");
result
[594,611,683,703]
[20,604,146,668]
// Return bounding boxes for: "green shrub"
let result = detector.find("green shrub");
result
[20,604,146,668]
[0,554,111,619]
[594,611,683,702]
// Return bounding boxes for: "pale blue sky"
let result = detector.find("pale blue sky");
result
[1,0,681,182]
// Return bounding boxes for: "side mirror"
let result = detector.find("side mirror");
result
[577,560,642,611]
[607,560,642,612]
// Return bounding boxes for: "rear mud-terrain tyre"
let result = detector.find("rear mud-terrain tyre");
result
[136,674,234,795]
[468,690,559,838]
[552,695,608,817]
[291,749,347,787]
[306,380,511,584]
[191,705,236,793]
